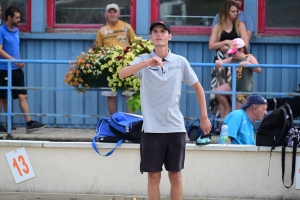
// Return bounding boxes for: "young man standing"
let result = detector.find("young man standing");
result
[0,6,46,133]
[119,18,211,200]
[96,3,136,115]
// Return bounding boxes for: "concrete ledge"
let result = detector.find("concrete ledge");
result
[0,140,49,147]
[258,146,295,152]
[0,127,221,144]
[0,140,298,153]
[0,127,95,142]
[1,140,299,199]
[187,144,259,151]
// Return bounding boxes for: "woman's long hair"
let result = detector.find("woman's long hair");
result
[217,1,240,40]
[240,46,248,54]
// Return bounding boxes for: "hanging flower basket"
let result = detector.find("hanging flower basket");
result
[64,37,154,112]
[81,71,109,88]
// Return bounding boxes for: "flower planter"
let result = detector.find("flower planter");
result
[65,37,153,112]
[82,72,109,88]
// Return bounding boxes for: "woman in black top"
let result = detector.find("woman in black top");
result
[208,1,248,135]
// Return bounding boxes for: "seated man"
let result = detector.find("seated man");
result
[218,93,268,145]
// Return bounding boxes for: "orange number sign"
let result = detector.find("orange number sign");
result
[12,155,30,176]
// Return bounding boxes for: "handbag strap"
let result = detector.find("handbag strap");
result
[268,106,289,175]
[92,116,125,156]
[91,136,124,156]
[281,136,297,188]
[286,103,294,127]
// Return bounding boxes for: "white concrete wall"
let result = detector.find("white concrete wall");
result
[0,141,300,199]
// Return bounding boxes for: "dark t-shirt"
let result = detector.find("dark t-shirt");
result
[219,25,239,42]
[214,25,239,62]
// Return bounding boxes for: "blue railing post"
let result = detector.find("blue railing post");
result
[116,88,123,112]
[231,65,237,111]
[7,61,12,134]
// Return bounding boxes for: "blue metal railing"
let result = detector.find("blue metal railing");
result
[0,59,120,134]
[191,62,300,113]
[1,59,300,134]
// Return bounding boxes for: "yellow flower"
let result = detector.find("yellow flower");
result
[65,37,153,94]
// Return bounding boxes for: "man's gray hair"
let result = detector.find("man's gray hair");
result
[245,104,263,111]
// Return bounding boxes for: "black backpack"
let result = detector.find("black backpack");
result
[256,103,293,148]
[256,103,297,188]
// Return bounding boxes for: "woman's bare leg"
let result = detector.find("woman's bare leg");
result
[215,84,232,118]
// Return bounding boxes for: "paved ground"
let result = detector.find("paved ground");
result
[0,127,219,144]
[0,192,263,200]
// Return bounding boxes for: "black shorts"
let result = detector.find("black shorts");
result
[140,132,186,173]
[0,69,27,99]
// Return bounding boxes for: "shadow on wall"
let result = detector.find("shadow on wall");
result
[266,1,300,28]
[55,0,130,24]
[160,0,223,26]
[1,0,26,23]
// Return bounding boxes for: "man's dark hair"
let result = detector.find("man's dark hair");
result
[5,6,20,20]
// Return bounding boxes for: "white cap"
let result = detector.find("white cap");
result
[106,3,120,12]
[227,38,245,54]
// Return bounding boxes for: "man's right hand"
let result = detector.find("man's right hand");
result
[147,57,164,67]
[15,63,25,68]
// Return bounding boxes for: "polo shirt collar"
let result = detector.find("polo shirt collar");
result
[3,23,17,33]
[151,49,172,62]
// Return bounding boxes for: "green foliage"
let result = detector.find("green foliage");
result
[126,92,141,113]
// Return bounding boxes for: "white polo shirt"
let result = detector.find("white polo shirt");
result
[132,50,198,133]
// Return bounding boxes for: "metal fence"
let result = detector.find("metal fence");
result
[1,59,300,134]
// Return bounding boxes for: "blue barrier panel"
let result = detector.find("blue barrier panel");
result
[0,59,299,134]
[0,59,119,133]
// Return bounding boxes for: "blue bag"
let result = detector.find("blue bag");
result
[92,117,124,156]
[187,119,204,141]
[91,112,143,156]
[96,117,122,143]
[187,118,215,141]
[109,112,143,142]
